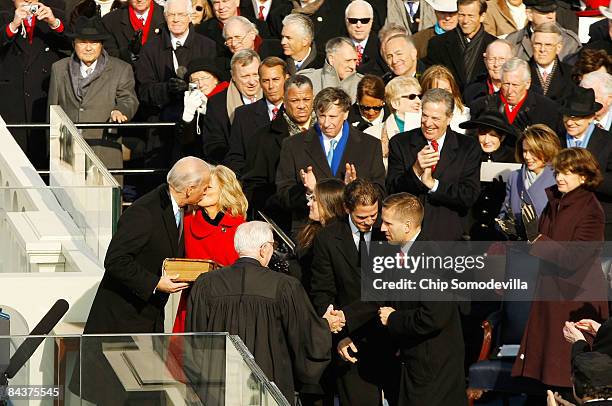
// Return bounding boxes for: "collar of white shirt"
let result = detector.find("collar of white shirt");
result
[171,32,189,50]
[537,62,553,77]
[80,60,98,78]
[266,99,282,120]
[295,47,312,68]
[353,38,369,50]
[400,230,421,253]
[348,215,371,249]
[597,109,611,130]
[135,9,149,22]
[428,133,446,152]
[252,0,271,16]
[322,130,344,155]
[242,94,258,105]
[169,190,180,220]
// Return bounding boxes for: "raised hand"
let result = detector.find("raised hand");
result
[343,163,357,184]
[337,337,358,363]
[299,166,317,193]
[521,202,539,242]
[34,3,59,27]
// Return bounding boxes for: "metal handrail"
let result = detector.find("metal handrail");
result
[3,122,176,128]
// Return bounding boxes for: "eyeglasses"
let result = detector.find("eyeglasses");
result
[347,17,371,25]
[195,5,204,11]
[400,93,422,100]
[358,104,385,112]
[166,12,190,19]
[224,35,245,46]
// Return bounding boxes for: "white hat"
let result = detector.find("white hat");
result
[600,1,612,19]
[424,0,458,12]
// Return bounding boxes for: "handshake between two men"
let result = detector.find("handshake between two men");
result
[321,305,398,364]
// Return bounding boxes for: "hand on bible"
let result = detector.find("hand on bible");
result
[323,305,345,333]
[378,306,396,326]
[156,274,189,293]
[337,337,358,363]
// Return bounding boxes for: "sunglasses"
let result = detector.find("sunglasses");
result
[401,93,422,100]
[358,104,385,111]
[195,5,204,11]
[347,17,371,24]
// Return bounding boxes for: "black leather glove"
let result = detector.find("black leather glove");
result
[168,77,188,94]
[128,29,143,56]
[521,203,540,242]
[495,201,518,239]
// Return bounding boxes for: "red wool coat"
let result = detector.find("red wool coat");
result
[173,210,245,333]
[512,186,609,387]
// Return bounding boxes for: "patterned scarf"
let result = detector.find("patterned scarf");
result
[284,110,316,136]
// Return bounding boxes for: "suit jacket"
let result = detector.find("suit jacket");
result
[483,0,524,37]
[561,127,612,231]
[587,16,608,43]
[469,91,564,138]
[276,125,386,231]
[268,0,351,55]
[134,27,217,117]
[505,24,582,62]
[84,184,183,333]
[386,128,481,241]
[462,72,494,106]
[301,62,363,102]
[423,27,496,91]
[284,43,324,75]
[354,35,387,76]
[224,98,272,176]
[197,86,240,164]
[528,58,575,103]
[102,3,166,63]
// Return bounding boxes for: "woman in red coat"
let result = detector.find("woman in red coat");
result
[173,164,248,332]
[512,148,610,390]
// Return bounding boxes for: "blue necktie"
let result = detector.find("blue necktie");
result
[327,139,337,167]
[175,209,181,228]
[574,139,582,148]
[407,1,416,19]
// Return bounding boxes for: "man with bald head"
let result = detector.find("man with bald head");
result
[345,0,384,76]
[85,156,211,334]
[221,16,282,65]
[463,39,513,104]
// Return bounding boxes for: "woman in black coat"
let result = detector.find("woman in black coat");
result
[460,111,517,241]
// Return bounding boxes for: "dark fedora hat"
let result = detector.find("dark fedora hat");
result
[185,57,227,82]
[560,87,603,117]
[524,0,557,13]
[459,111,518,138]
[67,16,111,41]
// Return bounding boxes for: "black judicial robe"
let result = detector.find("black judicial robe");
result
[185,257,331,404]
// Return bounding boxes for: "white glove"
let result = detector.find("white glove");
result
[196,94,208,116]
[182,89,204,123]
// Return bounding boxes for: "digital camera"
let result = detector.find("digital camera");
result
[189,83,198,92]
[23,3,39,13]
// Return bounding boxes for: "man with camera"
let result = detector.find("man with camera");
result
[102,0,166,64]
[0,0,70,168]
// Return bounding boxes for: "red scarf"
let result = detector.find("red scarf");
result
[254,35,263,52]
[23,17,36,44]
[500,92,528,124]
[207,81,229,98]
[128,1,154,44]
[486,78,495,95]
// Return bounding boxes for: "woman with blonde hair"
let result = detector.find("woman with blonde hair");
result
[420,65,471,133]
[190,0,213,26]
[173,164,247,333]
[365,76,422,169]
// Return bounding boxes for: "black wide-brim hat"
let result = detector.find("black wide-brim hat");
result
[186,58,228,82]
[67,16,111,41]
[560,87,603,117]
[524,0,557,12]
[459,111,518,139]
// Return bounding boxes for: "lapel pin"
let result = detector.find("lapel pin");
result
[221,227,227,233]
[155,28,160,34]
[317,16,323,22]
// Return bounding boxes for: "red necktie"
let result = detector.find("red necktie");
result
[356,44,364,66]
[272,107,279,120]
[430,139,439,172]
[258,5,265,20]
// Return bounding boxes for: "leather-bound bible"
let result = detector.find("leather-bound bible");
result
[162,258,222,282]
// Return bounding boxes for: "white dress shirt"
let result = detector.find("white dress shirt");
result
[294,47,312,70]
[349,215,372,251]
[252,0,272,20]
[80,60,98,78]
[266,100,282,120]
[537,63,554,81]
[322,130,345,157]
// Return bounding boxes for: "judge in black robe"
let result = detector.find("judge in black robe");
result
[185,221,332,405]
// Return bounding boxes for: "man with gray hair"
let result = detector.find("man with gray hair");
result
[470,57,563,135]
[220,15,283,63]
[382,33,425,82]
[191,49,263,163]
[186,221,335,404]
[85,156,211,334]
[581,71,612,132]
[301,37,364,102]
[276,86,385,233]
[387,88,481,241]
[279,13,324,74]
